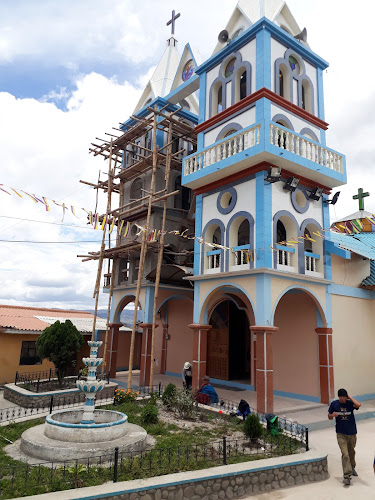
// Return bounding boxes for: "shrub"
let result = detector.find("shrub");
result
[162,383,177,410]
[148,391,159,406]
[141,403,158,424]
[114,388,139,404]
[243,414,263,442]
[175,389,196,420]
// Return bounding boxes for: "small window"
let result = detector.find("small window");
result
[238,219,250,246]
[224,58,236,78]
[304,228,313,252]
[19,341,41,366]
[171,135,179,155]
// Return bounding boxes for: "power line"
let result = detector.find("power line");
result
[0,239,107,244]
[0,215,95,229]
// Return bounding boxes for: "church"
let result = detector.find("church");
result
[100,0,375,414]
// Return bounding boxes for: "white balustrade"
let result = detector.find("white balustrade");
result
[270,123,343,173]
[207,253,221,270]
[184,124,261,175]
[235,249,249,265]
[305,255,318,272]
[277,249,291,266]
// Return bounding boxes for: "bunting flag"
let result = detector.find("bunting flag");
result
[22,191,38,203]
[10,187,23,198]
[33,195,50,212]
[100,215,108,231]
[108,217,115,235]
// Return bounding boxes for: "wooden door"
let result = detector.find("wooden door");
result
[207,328,229,380]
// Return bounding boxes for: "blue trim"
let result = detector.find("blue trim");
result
[272,113,294,130]
[165,371,180,378]
[232,245,251,251]
[325,240,351,260]
[329,284,375,300]
[144,286,155,323]
[201,219,225,273]
[193,281,200,323]
[304,251,320,259]
[195,18,328,77]
[46,411,127,429]
[207,250,221,256]
[256,29,271,90]
[317,68,325,121]
[194,195,203,275]
[300,127,319,142]
[273,390,320,403]
[209,378,254,391]
[255,170,272,268]
[198,72,207,124]
[354,392,375,402]
[255,274,272,325]
[291,188,310,214]
[217,187,237,214]
[276,244,295,253]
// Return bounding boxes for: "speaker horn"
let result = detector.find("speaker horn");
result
[218,29,230,44]
[294,27,307,42]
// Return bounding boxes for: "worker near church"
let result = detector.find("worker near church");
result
[328,388,361,485]
[182,361,192,390]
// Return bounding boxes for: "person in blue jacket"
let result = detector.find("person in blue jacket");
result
[197,376,219,404]
[328,388,361,485]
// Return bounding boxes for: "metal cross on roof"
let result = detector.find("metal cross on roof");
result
[166,10,180,35]
[353,187,370,211]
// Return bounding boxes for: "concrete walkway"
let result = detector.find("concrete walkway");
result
[243,419,375,499]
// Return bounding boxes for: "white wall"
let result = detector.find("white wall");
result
[270,103,320,139]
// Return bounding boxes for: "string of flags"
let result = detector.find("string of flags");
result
[1,183,374,263]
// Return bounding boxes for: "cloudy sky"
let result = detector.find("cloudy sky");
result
[0,0,374,311]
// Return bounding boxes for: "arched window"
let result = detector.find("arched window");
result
[239,71,247,100]
[204,223,222,272]
[217,85,223,114]
[279,70,284,98]
[130,178,142,200]
[301,79,312,113]
[238,219,250,246]
[174,175,190,210]
[277,220,287,244]
[304,228,313,253]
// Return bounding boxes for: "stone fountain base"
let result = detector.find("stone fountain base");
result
[18,409,149,463]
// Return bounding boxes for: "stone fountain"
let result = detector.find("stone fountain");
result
[17,341,149,463]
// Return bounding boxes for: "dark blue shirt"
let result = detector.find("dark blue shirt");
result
[328,399,358,435]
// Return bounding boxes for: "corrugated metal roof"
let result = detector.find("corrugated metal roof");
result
[332,210,373,224]
[0,305,131,333]
[362,260,375,287]
[328,232,375,260]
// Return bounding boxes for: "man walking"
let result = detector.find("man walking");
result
[328,388,361,485]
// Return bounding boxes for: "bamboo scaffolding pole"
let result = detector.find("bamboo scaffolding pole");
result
[90,140,114,341]
[149,120,173,391]
[127,106,159,389]
[115,190,179,219]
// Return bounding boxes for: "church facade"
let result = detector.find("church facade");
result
[108,0,375,413]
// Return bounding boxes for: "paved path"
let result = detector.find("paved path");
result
[243,419,375,499]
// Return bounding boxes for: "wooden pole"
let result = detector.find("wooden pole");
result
[127,106,159,389]
[91,139,113,341]
[149,120,173,391]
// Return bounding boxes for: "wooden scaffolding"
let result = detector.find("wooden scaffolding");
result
[79,105,197,390]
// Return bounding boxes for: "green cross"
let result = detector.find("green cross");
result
[353,188,370,211]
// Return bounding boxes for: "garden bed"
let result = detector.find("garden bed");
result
[0,389,307,499]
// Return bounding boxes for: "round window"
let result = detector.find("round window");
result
[217,188,237,214]
[295,191,306,208]
[289,55,300,75]
[224,58,236,78]
[182,59,195,82]
[220,192,232,209]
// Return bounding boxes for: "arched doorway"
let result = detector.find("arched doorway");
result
[208,299,250,381]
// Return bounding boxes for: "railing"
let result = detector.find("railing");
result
[0,385,165,425]
[276,245,295,267]
[14,369,109,393]
[269,123,343,173]
[305,252,320,272]
[207,250,221,270]
[0,434,306,497]
[184,123,261,175]
[233,245,250,266]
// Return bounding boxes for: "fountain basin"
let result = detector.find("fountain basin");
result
[76,379,106,393]
[44,409,128,442]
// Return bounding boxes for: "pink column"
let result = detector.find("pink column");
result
[139,323,158,387]
[160,323,168,375]
[106,323,122,378]
[189,324,212,390]
[316,328,334,404]
[251,325,278,414]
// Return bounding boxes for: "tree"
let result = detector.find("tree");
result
[36,320,84,387]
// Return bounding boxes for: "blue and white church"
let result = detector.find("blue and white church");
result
[107,0,375,413]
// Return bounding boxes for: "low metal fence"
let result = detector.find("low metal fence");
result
[0,435,305,498]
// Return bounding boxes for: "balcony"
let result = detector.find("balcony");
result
[183,121,346,190]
